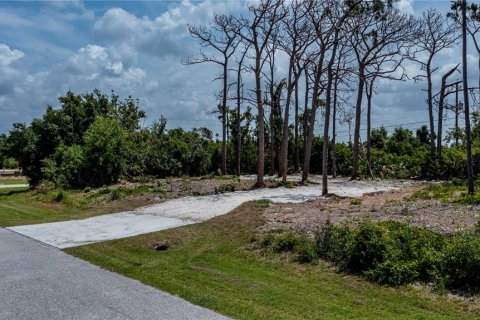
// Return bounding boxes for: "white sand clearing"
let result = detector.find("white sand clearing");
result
[8,179,412,248]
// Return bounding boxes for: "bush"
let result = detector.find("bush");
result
[291,220,462,287]
[295,236,316,264]
[49,190,67,203]
[260,230,316,264]
[365,260,419,286]
[314,221,350,264]
[215,183,236,194]
[3,157,19,169]
[443,232,480,290]
[346,221,388,272]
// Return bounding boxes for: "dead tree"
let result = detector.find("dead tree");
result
[437,64,460,164]
[277,0,314,182]
[450,0,475,194]
[264,28,281,176]
[234,0,287,187]
[412,9,458,159]
[467,13,480,111]
[187,14,239,175]
[302,0,333,184]
[347,6,417,179]
[234,44,250,176]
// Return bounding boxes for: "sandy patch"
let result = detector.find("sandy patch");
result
[263,185,480,235]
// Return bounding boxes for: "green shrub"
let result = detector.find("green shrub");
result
[295,236,316,264]
[215,184,236,194]
[110,189,122,201]
[443,232,480,290]
[50,190,67,202]
[366,260,419,286]
[350,199,362,206]
[97,188,111,196]
[260,230,316,264]
[314,221,350,264]
[346,221,388,272]
[273,231,300,253]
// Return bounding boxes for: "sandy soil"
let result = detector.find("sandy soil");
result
[262,184,480,235]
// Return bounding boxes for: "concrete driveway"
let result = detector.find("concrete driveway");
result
[8,179,409,248]
[0,228,228,320]
[0,184,29,189]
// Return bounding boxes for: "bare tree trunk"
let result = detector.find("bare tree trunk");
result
[279,58,294,182]
[437,64,459,165]
[236,62,243,176]
[478,55,480,112]
[294,78,300,172]
[221,62,228,175]
[255,57,265,188]
[302,78,321,184]
[332,80,338,178]
[426,62,436,159]
[366,82,373,178]
[462,1,474,194]
[302,68,309,171]
[322,26,343,196]
[351,65,365,180]
[270,109,275,176]
[455,82,459,147]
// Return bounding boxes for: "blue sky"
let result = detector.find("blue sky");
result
[0,0,475,141]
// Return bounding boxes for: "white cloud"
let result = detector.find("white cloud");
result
[397,0,415,16]
[0,44,24,66]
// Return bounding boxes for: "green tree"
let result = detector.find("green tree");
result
[83,117,128,186]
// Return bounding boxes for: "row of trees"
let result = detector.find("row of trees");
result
[5,88,480,188]
[187,0,480,194]
[1,91,223,187]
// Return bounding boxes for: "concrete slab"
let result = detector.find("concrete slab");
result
[0,228,228,320]
[8,179,409,248]
[10,213,194,248]
[0,184,29,189]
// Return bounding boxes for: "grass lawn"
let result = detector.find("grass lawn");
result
[0,188,150,227]
[0,178,28,185]
[66,201,479,320]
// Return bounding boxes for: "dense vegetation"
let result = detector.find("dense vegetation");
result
[4,89,480,188]
[261,219,480,292]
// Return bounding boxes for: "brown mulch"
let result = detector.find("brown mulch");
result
[262,186,480,235]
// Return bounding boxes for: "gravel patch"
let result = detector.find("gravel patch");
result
[263,184,480,235]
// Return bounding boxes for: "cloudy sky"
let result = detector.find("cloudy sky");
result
[0,0,475,141]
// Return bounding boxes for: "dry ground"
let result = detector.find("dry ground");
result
[263,184,480,235]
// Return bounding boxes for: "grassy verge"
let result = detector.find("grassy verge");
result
[0,177,253,227]
[0,188,158,227]
[66,201,479,320]
[0,178,28,185]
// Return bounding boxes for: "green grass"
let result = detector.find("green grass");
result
[66,202,479,320]
[0,187,155,227]
[0,178,28,185]
[411,182,480,205]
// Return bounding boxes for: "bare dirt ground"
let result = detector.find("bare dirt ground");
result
[263,183,480,235]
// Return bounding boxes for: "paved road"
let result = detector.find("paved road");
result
[9,179,406,248]
[0,228,228,320]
